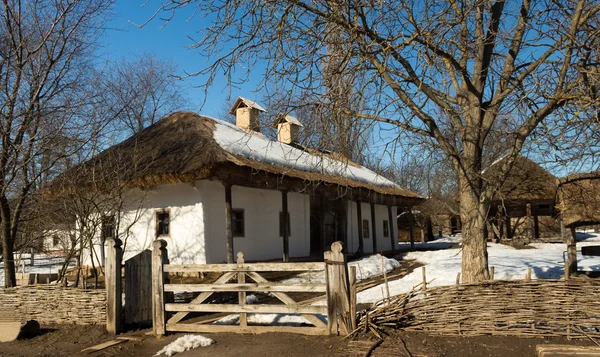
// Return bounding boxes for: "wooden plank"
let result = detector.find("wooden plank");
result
[164,262,325,273]
[537,344,600,357]
[166,323,328,335]
[237,253,247,328]
[105,238,123,335]
[387,205,395,253]
[164,303,327,315]
[164,283,326,293]
[246,271,327,329]
[167,271,236,325]
[81,339,126,353]
[567,226,578,276]
[349,266,357,331]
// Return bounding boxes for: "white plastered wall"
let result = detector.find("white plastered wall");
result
[199,180,311,263]
[347,202,399,255]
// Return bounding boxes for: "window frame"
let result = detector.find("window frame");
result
[383,220,389,238]
[155,209,170,238]
[232,208,245,238]
[362,219,370,239]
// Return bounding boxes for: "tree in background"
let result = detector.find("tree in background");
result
[102,53,187,137]
[146,0,600,282]
[0,0,114,287]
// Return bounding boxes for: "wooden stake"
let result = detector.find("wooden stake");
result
[237,252,247,328]
[526,267,532,281]
[381,256,389,300]
[490,266,495,280]
[349,266,357,330]
[152,239,168,336]
[422,267,427,290]
[456,272,460,285]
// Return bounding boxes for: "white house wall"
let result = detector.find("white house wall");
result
[346,202,398,254]
[200,180,311,263]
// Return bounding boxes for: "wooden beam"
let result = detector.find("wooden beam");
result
[105,239,123,335]
[370,203,377,253]
[387,206,395,253]
[567,226,578,276]
[165,303,327,315]
[152,239,168,336]
[224,183,234,264]
[356,201,364,255]
[408,208,415,251]
[534,215,540,239]
[506,215,513,239]
[526,203,533,243]
[166,323,328,336]
[164,262,325,273]
[281,190,289,262]
[164,283,326,293]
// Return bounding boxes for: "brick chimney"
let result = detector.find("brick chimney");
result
[229,97,266,132]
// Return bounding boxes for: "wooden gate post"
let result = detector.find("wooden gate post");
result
[152,239,168,336]
[325,241,351,335]
[106,238,123,335]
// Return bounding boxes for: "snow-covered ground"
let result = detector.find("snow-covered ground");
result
[155,334,214,356]
[0,253,73,287]
[358,232,600,303]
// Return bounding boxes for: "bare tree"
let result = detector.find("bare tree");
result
[144,0,600,282]
[102,53,187,137]
[0,0,114,287]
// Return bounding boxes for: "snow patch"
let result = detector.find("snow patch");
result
[213,119,398,188]
[154,335,214,356]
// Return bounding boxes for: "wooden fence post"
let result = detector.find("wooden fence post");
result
[106,238,123,335]
[325,241,351,336]
[237,252,247,328]
[152,239,168,336]
[349,266,357,331]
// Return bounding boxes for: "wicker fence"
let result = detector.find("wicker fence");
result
[357,279,600,339]
[0,285,106,325]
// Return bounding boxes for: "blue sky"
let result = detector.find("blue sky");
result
[102,1,265,118]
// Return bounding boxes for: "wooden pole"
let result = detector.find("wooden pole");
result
[387,206,396,253]
[237,252,247,327]
[526,203,533,243]
[324,242,350,336]
[152,239,168,336]
[506,215,513,239]
[106,238,123,335]
[498,205,505,241]
[408,208,415,251]
[526,267,532,281]
[490,266,495,280]
[281,190,289,262]
[224,184,234,264]
[370,203,377,253]
[349,266,357,330]
[456,272,461,285]
[567,226,578,276]
[356,201,364,255]
[534,215,540,239]
[422,266,427,290]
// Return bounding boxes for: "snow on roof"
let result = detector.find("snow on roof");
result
[213,119,400,188]
[229,96,267,114]
[272,114,304,127]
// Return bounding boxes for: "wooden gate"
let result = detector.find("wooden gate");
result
[151,240,355,336]
[124,250,152,324]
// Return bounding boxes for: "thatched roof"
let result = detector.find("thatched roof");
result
[485,155,558,203]
[55,112,422,201]
[558,172,600,227]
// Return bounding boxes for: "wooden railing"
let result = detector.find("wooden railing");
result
[151,240,355,336]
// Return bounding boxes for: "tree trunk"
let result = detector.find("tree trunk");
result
[1,198,16,288]
[459,173,489,283]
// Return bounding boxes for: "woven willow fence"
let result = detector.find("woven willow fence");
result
[355,279,600,339]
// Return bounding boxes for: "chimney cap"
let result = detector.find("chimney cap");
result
[229,96,267,114]
[272,114,304,128]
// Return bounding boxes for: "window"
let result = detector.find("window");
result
[232,209,245,237]
[156,210,170,237]
[362,219,370,238]
[101,215,115,241]
[52,235,60,247]
[279,211,291,237]
[383,220,389,238]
